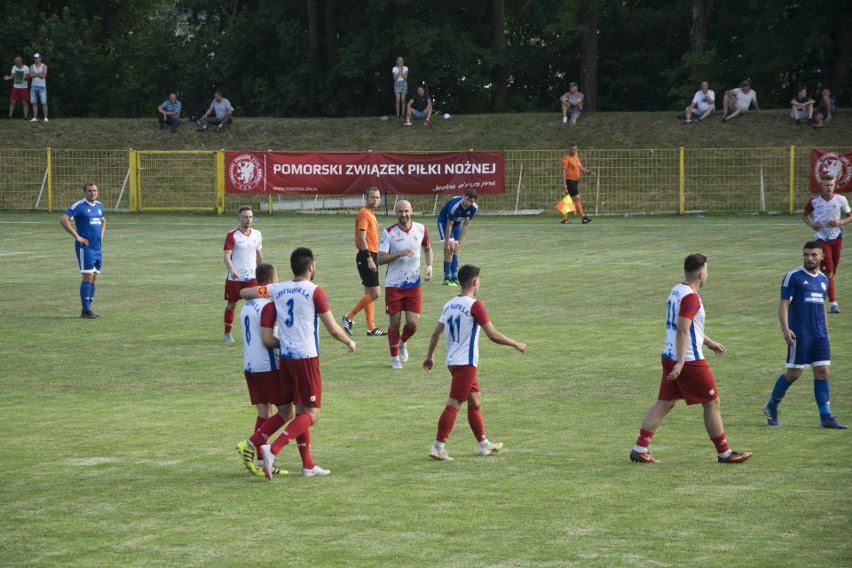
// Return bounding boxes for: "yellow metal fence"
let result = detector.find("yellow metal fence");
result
[0,147,846,215]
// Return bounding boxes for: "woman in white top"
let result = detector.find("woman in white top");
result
[392,56,408,120]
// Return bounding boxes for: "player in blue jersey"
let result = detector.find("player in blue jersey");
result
[763,241,846,429]
[437,190,478,286]
[60,183,106,319]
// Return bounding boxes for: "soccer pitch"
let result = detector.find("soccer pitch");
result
[0,211,849,567]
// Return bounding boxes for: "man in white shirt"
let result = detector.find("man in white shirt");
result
[682,80,714,123]
[722,80,759,122]
[29,53,48,122]
[3,56,29,119]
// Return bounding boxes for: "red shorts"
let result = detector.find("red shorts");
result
[279,357,322,408]
[448,365,480,402]
[818,239,842,275]
[244,370,284,406]
[10,88,28,102]
[385,286,422,314]
[224,278,257,303]
[657,357,718,405]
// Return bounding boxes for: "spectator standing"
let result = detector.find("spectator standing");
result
[404,85,432,126]
[789,86,815,125]
[157,93,182,133]
[198,90,234,133]
[682,80,715,123]
[813,88,835,129]
[4,56,29,119]
[28,53,47,122]
[722,80,759,122]
[559,82,584,126]
[393,56,408,121]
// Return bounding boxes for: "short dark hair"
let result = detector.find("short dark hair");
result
[464,190,478,200]
[83,182,97,192]
[804,240,823,251]
[237,205,252,215]
[214,90,223,96]
[684,253,707,275]
[255,263,276,285]
[457,264,480,287]
[290,247,314,276]
[822,174,835,181]
[365,186,380,197]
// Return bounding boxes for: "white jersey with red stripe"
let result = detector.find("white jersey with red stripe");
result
[439,295,490,367]
[240,298,279,372]
[224,227,262,281]
[805,194,851,241]
[266,279,330,360]
[379,222,430,288]
[662,283,705,362]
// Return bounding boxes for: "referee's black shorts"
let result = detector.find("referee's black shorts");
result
[356,250,380,287]
[565,179,580,197]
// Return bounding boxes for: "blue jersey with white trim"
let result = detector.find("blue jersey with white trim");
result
[438,196,477,225]
[781,267,829,338]
[66,199,105,250]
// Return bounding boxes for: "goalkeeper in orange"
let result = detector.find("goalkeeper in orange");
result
[560,143,596,224]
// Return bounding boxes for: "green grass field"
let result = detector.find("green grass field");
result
[1,211,850,567]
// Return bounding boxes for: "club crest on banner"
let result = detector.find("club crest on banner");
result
[811,150,852,193]
[229,153,264,192]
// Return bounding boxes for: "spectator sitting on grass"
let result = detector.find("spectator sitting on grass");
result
[157,93,182,133]
[197,90,233,133]
[404,85,432,127]
[682,80,714,124]
[560,82,584,126]
[722,80,759,122]
[789,86,815,126]
[813,88,836,129]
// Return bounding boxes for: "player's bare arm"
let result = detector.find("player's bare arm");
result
[319,311,356,352]
[378,248,414,265]
[802,211,821,230]
[422,323,445,372]
[357,229,377,272]
[481,321,527,352]
[581,165,596,176]
[240,286,260,300]
[703,336,726,356]
[260,326,278,348]
[778,299,796,345]
[667,316,691,380]
[423,242,433,280]
[828,211,852,228]
[224,250,240,279]
[60,215,89,246]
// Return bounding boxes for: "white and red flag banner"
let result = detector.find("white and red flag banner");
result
[810,149,852,193]
[225,151,505,195]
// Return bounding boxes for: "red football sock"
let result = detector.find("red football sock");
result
[224,307,235,333]
[827,276,836,302]
[296,430,315,470]
[364,300,376,331]
[400,323,417,344]
[468,405,486,442]
[436,405,459,443]
[388,327,400,356]
[635,429,654,450]
[574,199,586,218]
[270,413,314,455]
[254,415,266,433]
[711,432,730,454]
[249,412,286,448]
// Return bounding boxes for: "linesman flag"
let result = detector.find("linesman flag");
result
[555,194,577,215]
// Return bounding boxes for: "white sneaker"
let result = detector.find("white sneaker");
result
[43,117,48,122]
[398,342,409,363]
[30,117,37,122]
[479,440,504,456]
[429,446,453,461]
[302,465,331,477]
[260,444,275,480]
[391,356,403,369]
[224,332,235,343]
[562,116,567,124]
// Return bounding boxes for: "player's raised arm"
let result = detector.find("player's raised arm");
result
[481,321,526,352]
[318,311,356,352]
[422,322,445,372]
[240,286,260,300]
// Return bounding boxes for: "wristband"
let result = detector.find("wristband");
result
[426,265,432,270]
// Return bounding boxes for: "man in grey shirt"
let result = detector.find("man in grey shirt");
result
[198,90,234,132]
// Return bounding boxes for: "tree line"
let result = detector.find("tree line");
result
[1,0,848,119]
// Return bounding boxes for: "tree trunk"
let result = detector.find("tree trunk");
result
[690,0,713,77]
[580,5,599,112]
[325,0,338,68]
[829,41,850,102]
[307,0,320,62]
[492,0,507,111]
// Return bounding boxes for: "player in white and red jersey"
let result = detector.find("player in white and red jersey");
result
[803,175,852,313]
[378,200,433,369]
[236,247,355,480]
[238,262,294,476]
[223,206,263,343]
[630,254,752,464]
[422,265,526,461]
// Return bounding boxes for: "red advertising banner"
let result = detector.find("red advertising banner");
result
[225,151,504,195]
[810,149,852,193]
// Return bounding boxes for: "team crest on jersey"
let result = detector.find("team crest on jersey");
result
[821,282,827,290]
[813,152,852,189]
[229,154,264,192]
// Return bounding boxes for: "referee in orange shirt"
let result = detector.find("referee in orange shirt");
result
[343,187,386,336]
[560,143,596,224]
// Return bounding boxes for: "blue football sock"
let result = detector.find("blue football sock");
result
[90,283,96,308]
[768,374,792,408]
[814,379,831,416]
[443,261,451,280]
[80,281,91,310]
[451,255,459,279]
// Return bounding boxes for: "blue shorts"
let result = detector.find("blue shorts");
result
[437,220,461,242]
[786,335,830,368]
[412,109,427,119]
[790,108,809,120]
[30,85,47,105]
[76,246,102,274]
[394,81,407,94]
